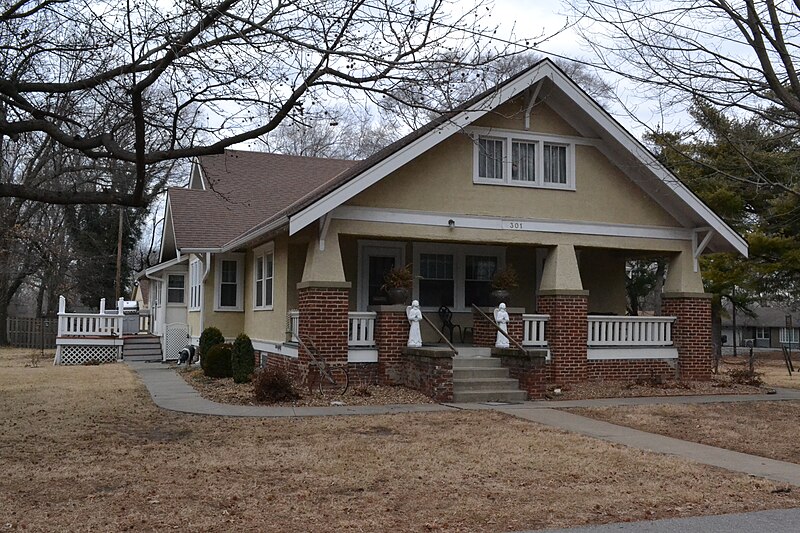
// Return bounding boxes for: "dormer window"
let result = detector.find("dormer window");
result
[472,129,575,190]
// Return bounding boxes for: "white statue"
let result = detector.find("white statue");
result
[406,300,423,347]
[494,303,510,348]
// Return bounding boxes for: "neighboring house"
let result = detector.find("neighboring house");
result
[722,303,800,349]
[141,59,747,399]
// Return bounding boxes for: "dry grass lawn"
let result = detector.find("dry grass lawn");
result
[719,351,800,390]
[571,401,800,465]
[3,348,800,532]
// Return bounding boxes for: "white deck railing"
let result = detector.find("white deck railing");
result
[288,310,376,348]
[57,296,123,337]
[522,314,549,347]
[587,316,675,346]
[138,311,151,333]
[348,311,377,347]
[287,310,300,342]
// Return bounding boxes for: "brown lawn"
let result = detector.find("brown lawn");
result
[719,350,800,390]
[3,348,800,532]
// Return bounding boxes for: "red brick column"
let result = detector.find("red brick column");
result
[662,293,713,381]
[297,282,350,366]
[538,291,588,384]
[373,305,408,385]
[472,307,524,347]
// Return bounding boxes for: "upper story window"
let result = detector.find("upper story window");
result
[167,274,185,304]
[215,254,244,311]
[471,128,575,190]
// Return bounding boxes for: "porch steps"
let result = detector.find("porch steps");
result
[452,356,527,403]
[122,335,162,362]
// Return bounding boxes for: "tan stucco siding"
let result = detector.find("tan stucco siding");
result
[346,107,680,229]
[242,234,291,343]
[201,257,244,340]
[472,98,581,137]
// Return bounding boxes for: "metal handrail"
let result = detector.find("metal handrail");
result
[421,313,458,356]
[471,304,527,354]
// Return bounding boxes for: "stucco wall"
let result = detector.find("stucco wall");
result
[346,102,681,229]
[242,233,291,343]
[201,256,244,340]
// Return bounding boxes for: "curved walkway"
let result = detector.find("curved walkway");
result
[129,361,800,486]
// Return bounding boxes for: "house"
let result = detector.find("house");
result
[135,58,747,400]
[722,303,800,349]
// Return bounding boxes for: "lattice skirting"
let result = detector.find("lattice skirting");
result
[164,323,190,361]
[56,344,121,365]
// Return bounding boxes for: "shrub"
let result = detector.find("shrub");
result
[199,326,225,372]
[726,368,763,387]
[231,333,255,384]
[253,367,299,404]
[203,343,233,378]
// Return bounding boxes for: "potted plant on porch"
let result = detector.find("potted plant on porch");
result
[381,264,413,305]
[491,265,519,305]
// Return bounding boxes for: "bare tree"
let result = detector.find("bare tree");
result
[0,0,528,207]
[568,0,800,130]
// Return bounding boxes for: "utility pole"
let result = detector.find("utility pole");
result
[115,207,123,301]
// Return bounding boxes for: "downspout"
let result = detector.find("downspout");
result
[198,252,212,339]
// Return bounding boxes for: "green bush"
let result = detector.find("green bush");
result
[231,333,255,384]
[199,326,225,372]
[253,367,299,404]
[203,343,233,378]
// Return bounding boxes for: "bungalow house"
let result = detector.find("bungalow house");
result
[721,303,800,349]
[130,59,747,400]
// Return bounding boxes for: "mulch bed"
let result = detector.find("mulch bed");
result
[176,366,434,407]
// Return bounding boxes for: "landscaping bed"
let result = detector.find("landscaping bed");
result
[176,365,434,407]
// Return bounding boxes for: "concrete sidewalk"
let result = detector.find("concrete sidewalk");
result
[527,508,800,533]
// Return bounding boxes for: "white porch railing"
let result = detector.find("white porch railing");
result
[57,296,123,337]
[138,310,151,333]
[522,314,549,347]
[287,310,300,342]
[348,311,377,347]
[287,310,377,348]
[587,316,675,346]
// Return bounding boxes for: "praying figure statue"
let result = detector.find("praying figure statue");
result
[406,300,423,347]
[494,302,510,348]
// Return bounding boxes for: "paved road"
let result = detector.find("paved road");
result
[527,508,800,533]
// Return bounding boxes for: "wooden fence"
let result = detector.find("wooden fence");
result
[6,317,58,349]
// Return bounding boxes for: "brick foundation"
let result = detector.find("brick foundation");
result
[297,285,350,366]
[400,348,453,402]
[492,348,549,399]
[587,359,676,381]
[258,350,302,381]
[472,308,523,348]
[662,294,713,381]
[373,306,409,385]
[538,292,588,384]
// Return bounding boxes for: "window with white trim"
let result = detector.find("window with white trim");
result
[189,259,202,311]
[215,255,244,311]
[167,274,185,304]
[472,129,575,190]
[414,243,504,311]
[780,327,799,344]
[755,327,769,340]
[254,252,274,310]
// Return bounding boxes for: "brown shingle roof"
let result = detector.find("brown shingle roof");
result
[168,151,355,250]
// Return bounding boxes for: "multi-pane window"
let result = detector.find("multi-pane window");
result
[478,137,504,180]
[755,327,769,340]
[780,327,799,344]
[543,143,568,184]
[464,255,497,307]
[419,253,454,307]
[254,253,274,309]
[472,129,574,189]
[511,141,536,182]
[189,259,202,310]
[219,259,239,307]
[167,274,185,304]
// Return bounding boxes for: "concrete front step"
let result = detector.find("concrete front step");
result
[453,378,522,392]
[453,367,510,379]
[452,356,502,368]
[452,389,528,403]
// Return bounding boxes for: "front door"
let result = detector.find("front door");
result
[359,244,404,310]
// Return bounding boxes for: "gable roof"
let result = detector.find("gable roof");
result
[166,151,354,251]
[164,58,747,257]
[722,302,800,328]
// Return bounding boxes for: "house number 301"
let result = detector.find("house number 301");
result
[506,221,524,230]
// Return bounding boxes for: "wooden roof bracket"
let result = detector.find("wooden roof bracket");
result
[319,213,331,251]
[524,80,543,131]
[692,227,714,272]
